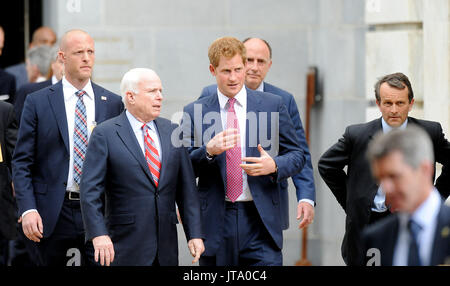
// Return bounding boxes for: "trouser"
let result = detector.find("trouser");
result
[36,196,96,266]
[200,201,282,266]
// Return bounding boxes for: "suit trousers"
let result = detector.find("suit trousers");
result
[37,196,96,266]
[199,201,282,266]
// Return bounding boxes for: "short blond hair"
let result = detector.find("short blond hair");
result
[208,37,246,68]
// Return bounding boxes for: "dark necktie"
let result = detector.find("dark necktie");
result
[407,218,422,266]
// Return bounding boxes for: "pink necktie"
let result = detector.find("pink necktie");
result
[226,97,243,202]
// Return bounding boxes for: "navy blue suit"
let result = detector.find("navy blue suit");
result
[363,204,450,266]
[183,88,305,265]
[80,113,202,266]
[12,81,123,265]
[200,83,315,229]
[0,69,16,104]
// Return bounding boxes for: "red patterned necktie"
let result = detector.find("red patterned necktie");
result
[143,124,161,187]
[226,97,243,202]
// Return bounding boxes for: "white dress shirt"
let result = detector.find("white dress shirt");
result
[125,110,162,160]
[393,188,441,266]
[217,87,253,202]
[64,77,96,192]
[372,118,408,212]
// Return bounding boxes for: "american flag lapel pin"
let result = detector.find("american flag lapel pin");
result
[101,96,107,101]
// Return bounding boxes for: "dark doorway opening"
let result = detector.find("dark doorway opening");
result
[0,0,43,68]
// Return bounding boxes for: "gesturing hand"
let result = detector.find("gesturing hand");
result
[206,128,239,156]
[240,144,277,176]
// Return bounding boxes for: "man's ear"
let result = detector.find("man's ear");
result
[209,64,216,77]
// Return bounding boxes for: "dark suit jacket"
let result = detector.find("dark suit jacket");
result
[80,113,202,266]
[362,204,450,266]
[183,87,305,256]
[0,101,18,240]
[318,117,450,265]
[14,79,52,124]
[200,83,315,230]
[5,63,27,91]
[0,69,16,104]
[12,81,124,238]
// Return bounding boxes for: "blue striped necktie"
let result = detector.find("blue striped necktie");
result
[73,90,88,187]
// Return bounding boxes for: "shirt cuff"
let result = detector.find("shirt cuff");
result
[22,209,38,218]
[298,199,315,207]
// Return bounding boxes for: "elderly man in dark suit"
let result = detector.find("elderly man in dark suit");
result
[318,72,450,265]
[80,68,204,266]
[12,29,124,266]
[199,38,315,231]
[183,37,305,266]
[363,127,450,266]
[0,101,18,265]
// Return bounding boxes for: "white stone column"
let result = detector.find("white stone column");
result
[423,0,450,136]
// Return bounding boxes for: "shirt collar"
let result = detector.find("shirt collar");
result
[255,82,264,92]
[381,117,408,133]
[217,85,247,110]
[62,76,94,101]
[411,188,442,228]
[51,76,59,85]
[126,110,157,133]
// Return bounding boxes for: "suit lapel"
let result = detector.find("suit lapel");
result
[246,89,262,158]
[430,205,450,265]
[154,118,170,188]
[203,93,227,184]
[115,112,156,189]
[92,83,107,123]
[47,81,70,153]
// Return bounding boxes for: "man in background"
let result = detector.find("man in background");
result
[5,26,56,90]
[318,72,450,265]
[0,26,16,104]
[14,45,63,124]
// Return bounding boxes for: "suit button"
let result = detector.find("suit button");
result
[63,182,67,187]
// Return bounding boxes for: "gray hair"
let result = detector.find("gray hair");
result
[27,45,53,76]
[120,68,159,105]
[367,126,434,169]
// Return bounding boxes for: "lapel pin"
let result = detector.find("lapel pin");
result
[442,226,450,238]
[101,96,107,101]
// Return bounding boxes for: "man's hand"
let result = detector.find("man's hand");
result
[206,128,239,156]
[93,235,115,266]
[241,144,276,176]
[21,212,43,242]
[188,238,205,264]
[297,201,315,229]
